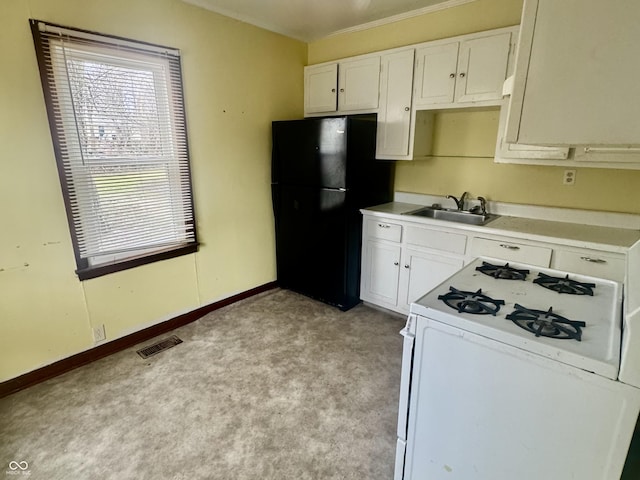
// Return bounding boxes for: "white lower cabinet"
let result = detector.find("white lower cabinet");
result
[363,239,401,307]
[552,248,625,283]
[471,236,626,283]
[398,250,464,312]
[361,215,468,314]
[470,236,552,267]
[361,213,630,314]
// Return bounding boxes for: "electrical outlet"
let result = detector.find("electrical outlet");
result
[563,169,577,186]
[93,324,106,343]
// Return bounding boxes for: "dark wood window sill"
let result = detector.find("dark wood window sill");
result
[76,243,199,280]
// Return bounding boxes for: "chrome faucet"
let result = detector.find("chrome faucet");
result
[470,196,488,215]
[477,196,487,215]
[446,192,468,211]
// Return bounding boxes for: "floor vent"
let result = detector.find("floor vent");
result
[137,335,183,359]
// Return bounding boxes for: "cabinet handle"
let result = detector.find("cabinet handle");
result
[394,261,399,266]
[580,256,607,264]
[377,223,391,228]
[459,72,466,78]
[499,244,520,250]
[449,73,455,78]
[339,88,345,92]
[331,88,336,93]
[404,264,410,269]
[404,107,410,111]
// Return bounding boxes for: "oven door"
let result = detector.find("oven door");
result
[404,314,640,480]
[395,314,416,480]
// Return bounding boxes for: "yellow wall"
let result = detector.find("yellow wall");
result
[0,0,306,381]
[308,0,640,214]
[3,0,639,384]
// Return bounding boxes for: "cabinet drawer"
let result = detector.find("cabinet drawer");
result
[406,226,467,255]
[552,249,625,282]
[471,237,552,267]
[366,218,402,242]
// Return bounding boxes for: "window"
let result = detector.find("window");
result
[30,20,197,280]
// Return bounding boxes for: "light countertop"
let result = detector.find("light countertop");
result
[362,202,640,253]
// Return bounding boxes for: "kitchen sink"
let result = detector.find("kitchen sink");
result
[403,206,499,226]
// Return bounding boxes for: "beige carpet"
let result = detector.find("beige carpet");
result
[0,289,405,479]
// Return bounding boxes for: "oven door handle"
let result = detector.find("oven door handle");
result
[397,316,417,443]
[400,327,415,339]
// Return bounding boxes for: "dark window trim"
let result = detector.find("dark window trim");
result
[30,19,199,281]
[76,243,199,280]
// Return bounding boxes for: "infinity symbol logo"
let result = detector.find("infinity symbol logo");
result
[8,461,28,471]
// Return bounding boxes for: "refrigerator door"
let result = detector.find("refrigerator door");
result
[273,184,359,309]
[272,117,348,189]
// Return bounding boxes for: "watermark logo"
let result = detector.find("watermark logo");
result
[6,461,30,476]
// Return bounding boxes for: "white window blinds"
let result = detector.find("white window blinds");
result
[31,20,197,279]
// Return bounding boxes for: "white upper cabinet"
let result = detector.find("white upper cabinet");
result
[495,102,570,165]
[414,42,459,105]
[304,57,380,116]
[495,100,640,168]
[303,26,518,161]
[337,56,380,112]
[455,32,513,103]
[376,49,415,159]
[304,63,337,114]
[505,0,640,147]
[414,27,516,109]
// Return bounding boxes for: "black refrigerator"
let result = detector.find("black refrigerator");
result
[271,115,394,311]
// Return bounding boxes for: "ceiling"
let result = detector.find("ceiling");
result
[181,0,473,42]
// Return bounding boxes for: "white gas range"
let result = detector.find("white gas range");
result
[395,258,640,480]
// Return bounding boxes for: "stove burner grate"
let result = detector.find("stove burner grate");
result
[533,273,596,296]
[506,304,586,340]
[475,261,529,280]
[438,287,505,316]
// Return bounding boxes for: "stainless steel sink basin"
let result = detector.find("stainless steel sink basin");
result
[403,206,499,226]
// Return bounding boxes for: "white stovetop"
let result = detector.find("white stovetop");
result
[410,258,622,379]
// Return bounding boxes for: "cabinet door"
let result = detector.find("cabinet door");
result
[304,63,337,114]
[376,49,415,158]
[338,56,380,112]
[399,250,464,313]
[362,239,401,307]
[505,0,640,146]
[552,248,625,282]
[414,42,459,106]
[573,147,640,166]
[494,104,570,163]
[455,32,511,104]
[470,237,552,267]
